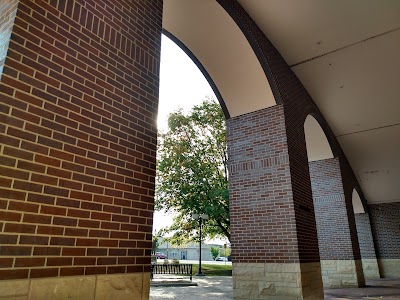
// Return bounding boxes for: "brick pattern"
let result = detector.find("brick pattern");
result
[222,0,322,263]
[220,0,366,263]
[0,0,162,280]
[369,203,400,259]
[227,105,301,263]
[355,213,377,259]
[0,0,18,79]
[340,165,364,260]
[310,158,361,260]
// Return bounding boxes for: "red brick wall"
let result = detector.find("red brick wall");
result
[222,0,321,264]
[227,105,301,263]
[0,0,162,280]
[355,213,378,259]
[310,158,362,260]
[220,0,365,264]
[369,203,400,259]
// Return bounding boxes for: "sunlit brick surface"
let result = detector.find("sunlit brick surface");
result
[0,0,162,280]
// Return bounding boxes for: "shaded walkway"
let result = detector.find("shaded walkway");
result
[150,277,400,299]
[325,278,400,299]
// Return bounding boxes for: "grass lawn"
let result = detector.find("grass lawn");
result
[191,264,232,276]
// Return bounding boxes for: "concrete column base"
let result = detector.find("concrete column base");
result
[233,262,324,299]
[0,273,150,300]
[321,260,365,288]
[378,259,400,278]
[361,259,380,279]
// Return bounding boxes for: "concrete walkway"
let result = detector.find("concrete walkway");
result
[150,277,400,299]
[325,278,400,299]
[150,276,233,300]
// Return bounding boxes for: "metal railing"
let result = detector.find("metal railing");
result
[150,264,193,281]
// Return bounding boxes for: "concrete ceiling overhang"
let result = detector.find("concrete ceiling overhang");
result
[162,0,277,118]
[237,0,400,205]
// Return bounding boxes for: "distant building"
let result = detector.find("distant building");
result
[157,239,221,261]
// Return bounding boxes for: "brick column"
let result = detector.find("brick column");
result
[228,105,324,300]
[309,158,365,288]
[0,1,162,299]
[369,203,400,277]
[354,213,380,278]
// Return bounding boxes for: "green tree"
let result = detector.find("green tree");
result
[156,98,229,245]
[221,244,231,257]
[210,245,220,260]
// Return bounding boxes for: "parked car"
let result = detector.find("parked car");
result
[155,252,167,259]
[216,257,228,261]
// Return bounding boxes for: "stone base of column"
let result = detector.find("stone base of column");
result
[0,273,150,300]
[321,260,365,288]
[361,259,380,279]
[233,262,324,299]
[378,259,400,278]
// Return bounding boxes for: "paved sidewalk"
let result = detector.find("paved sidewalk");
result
[150,277,400,300]
[150,276,233,300]
[325,278,400,299]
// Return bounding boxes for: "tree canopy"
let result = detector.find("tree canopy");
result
[155,98,229,245]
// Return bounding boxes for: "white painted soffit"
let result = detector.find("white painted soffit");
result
[338,125,400,205]
[290,24,400,205]
[238,0,400,205]
[237,0,400,66]
[304,115,334,162]
[292,30,400,136]
[352,189,365,214]
[163,0,276,118]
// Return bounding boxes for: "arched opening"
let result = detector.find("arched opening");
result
[305,114,365,289]
[151,31,231,286]
[352,188,366,214]
[152,0,281,290]
[304,114,334,162]
[163,0,277,118]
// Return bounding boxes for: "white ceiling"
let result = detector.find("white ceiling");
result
[237,0,400,66]
[163,0,400,205]
[163,0,276,117]
[237,0,400,205]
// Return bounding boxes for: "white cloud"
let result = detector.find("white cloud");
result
[157,35,215,132]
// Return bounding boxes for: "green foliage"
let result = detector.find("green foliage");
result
[210,245,220,260]
[221,245,231,257]
[191,264,232,276]
[156,98,229,245]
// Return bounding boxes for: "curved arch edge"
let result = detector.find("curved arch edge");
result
[352,188,367,214]
[162,30,230,120]
[216,0,283,105]
[304,114,335,162]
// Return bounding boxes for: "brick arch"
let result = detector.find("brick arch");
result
[162,30,230,119]
[163,0,279,118]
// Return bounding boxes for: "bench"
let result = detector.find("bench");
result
[150,264,193,281]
